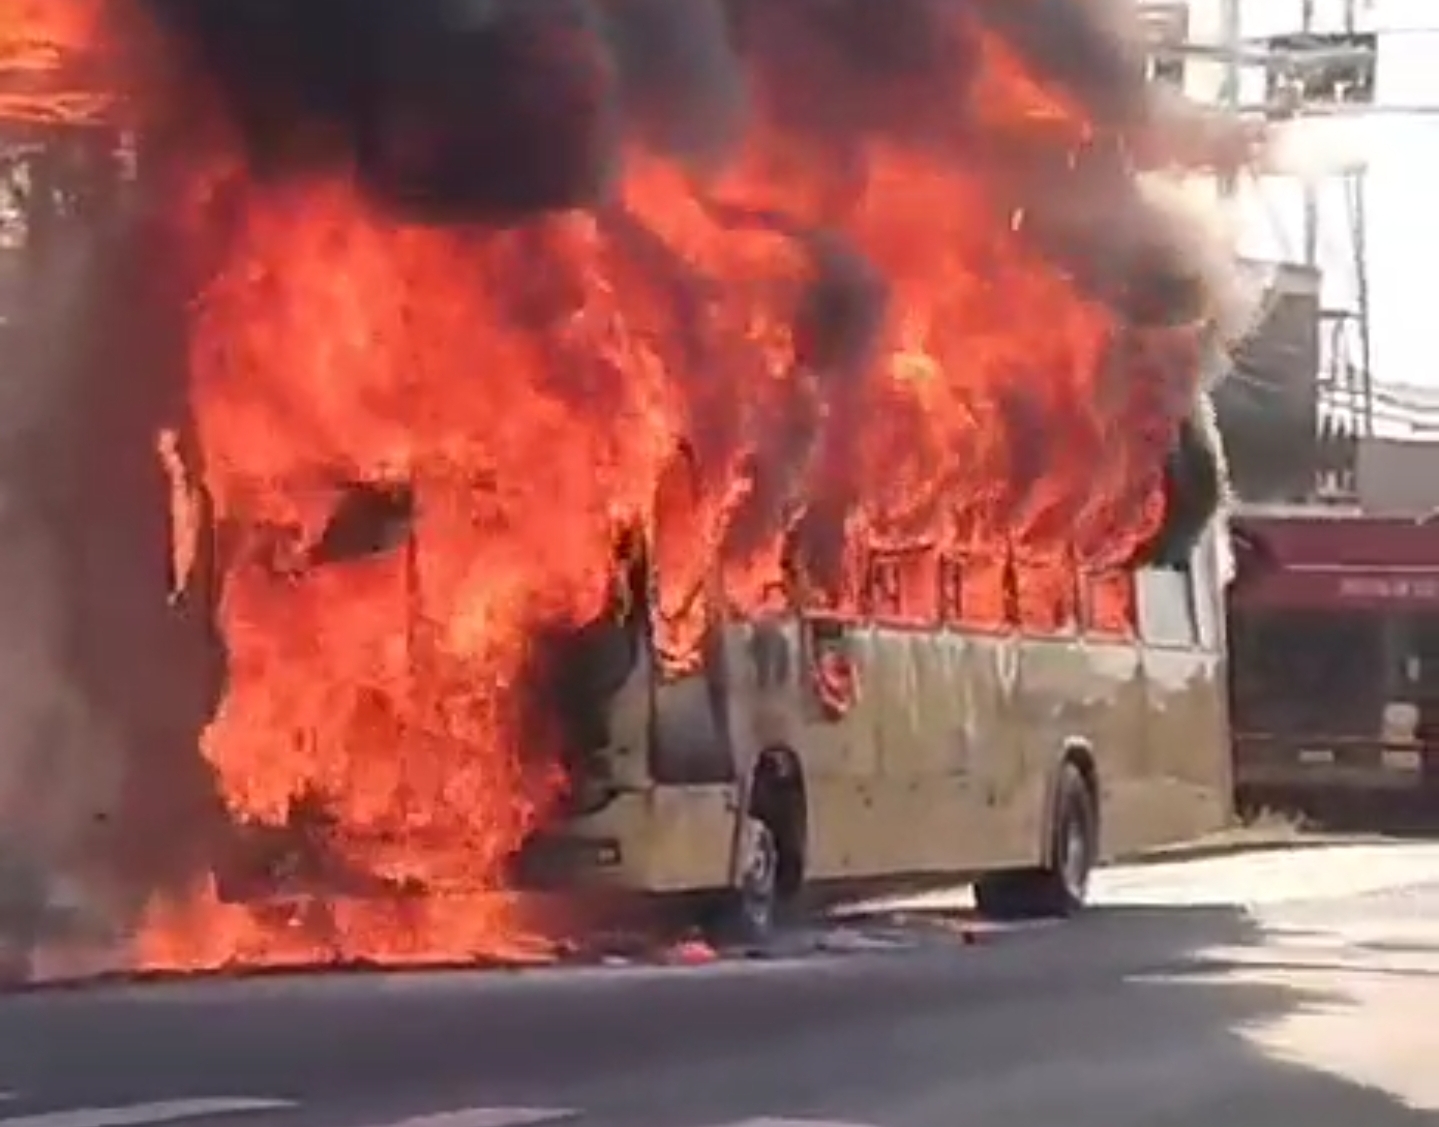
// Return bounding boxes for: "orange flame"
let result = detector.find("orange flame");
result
[134,171,708,966]
[3,5,1209,970]
[0,0,113,125]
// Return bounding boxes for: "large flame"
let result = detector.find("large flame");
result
[3,0,1234,973]
[0,0,112,125]
[141,177,684,966]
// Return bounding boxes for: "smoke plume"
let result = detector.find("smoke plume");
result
[141,0,1261,374]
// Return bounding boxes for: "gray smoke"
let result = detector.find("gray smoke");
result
[0,146,128,980]
[0,141,225,983]
[597,0,749,179]
[134,0,1260,586]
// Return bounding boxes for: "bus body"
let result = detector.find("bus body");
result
[524,518,1233,914]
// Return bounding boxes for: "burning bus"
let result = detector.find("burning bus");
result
[0,0,1260,973]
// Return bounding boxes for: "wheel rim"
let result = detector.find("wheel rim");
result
[739,816,779,931]
[1060,809,1092,900]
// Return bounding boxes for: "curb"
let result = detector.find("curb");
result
[1118,832,1397,868]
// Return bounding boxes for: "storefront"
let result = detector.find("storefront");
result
[1228,511,1439,818]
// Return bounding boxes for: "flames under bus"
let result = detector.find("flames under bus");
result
[520,468,1234,937]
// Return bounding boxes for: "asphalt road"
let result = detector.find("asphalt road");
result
[2,843,1438,1127]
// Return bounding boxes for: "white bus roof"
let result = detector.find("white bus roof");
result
[1232,500,1369,521]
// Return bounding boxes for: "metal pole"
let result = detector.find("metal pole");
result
[1218,0,1242,198]
[1300,0,1319,268]
[1343,0,1373,436]
[1302,191,1320,268]
[1350,171,1374,436]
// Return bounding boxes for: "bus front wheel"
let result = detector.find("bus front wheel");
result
[702,752,807,947]
[695,812,780,947]
[974,762,1098,920]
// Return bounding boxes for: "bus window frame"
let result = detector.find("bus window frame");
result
[860,540,943,630]
[1009,551,1082,639]
[934,548,1092,639]
[795,534,1212,650]
[936,550,1013,636]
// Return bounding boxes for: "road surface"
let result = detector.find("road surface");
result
[2,843,1438,1127]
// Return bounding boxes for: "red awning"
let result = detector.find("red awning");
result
[1232,514,1439,611]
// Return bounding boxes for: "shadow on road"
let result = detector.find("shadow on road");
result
[0,899,1432,1125]
[1055,903,1436,1125]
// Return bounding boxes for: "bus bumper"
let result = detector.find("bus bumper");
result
[511,784,739,895]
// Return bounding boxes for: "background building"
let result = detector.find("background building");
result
[1141,0,1378,505]
[1138,3,1439,815]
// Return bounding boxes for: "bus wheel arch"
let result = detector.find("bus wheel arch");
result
[974,744,1100,921]
[751,746,808,902]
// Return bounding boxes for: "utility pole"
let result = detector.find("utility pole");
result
[1218,0,1242,198]
[1153,0,1379,501]
[1258,0,1377,457]
[1300,2,1320,269]
[1342,0,1375,436]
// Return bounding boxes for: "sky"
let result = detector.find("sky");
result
[1184,0,1439,414]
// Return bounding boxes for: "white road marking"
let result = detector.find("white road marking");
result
[0,1098,296,1127]
[353,1111,577,1127]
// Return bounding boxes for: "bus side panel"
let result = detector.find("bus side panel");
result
[824,626,924,877]
[1106,557,1231,855]
[1009,636,1146,864]
[914,632,1036,871]
[1115,645,1229,853]
[734,620,1024,880]
[868,629,1021,875]
[727,616,888,879]
[797,629,1028,879]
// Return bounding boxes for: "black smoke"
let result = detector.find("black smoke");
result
[140,0,1250,574]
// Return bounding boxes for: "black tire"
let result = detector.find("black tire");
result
[701,753,807,948]
[974,763,1098,921]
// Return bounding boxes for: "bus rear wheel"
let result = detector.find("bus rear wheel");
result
[974,762,1097,920]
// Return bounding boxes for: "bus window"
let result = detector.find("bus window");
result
[793,557,857,617]
[1081,569,1137,638]
[862,543,939,626]
[938,552,1008,630]
[784,508,859,616]
[1189,524,1232,650]
[1013,553,1078,634]
[651,447,708,676]
[1136,564,1200,648]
